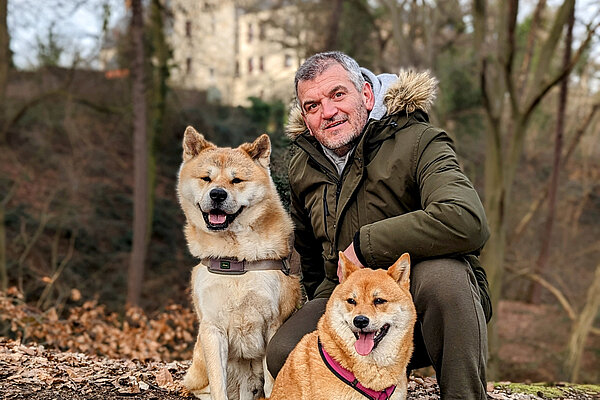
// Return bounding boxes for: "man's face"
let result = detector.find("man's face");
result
[297,64,375,156]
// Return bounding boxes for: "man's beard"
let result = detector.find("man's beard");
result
[318,105,368,156]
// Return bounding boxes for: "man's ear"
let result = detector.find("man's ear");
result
[339,251,360,283]
[301,113,314,137]
[182,126,214,161]
[239,134,271,169]
[363,82,375,112]
[387,253,410,289]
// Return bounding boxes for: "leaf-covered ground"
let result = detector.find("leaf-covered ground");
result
[1,340,599,400]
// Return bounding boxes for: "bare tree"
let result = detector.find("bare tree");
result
[472,0,599,378]
[0,0,9,141]
[127,0,149,308]
[324,0,344,51]
[0,183,16,292]
[529,4,575,304]
[564,262,600,382]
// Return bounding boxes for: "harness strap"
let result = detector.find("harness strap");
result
[318,339,396,400]
[202,258,298,276]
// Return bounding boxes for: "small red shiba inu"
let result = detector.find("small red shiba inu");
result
[265,252,416,400]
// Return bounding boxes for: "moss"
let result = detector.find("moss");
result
[494,382,600,398]
[576,384,600,394]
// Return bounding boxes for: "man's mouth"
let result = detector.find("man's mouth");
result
[324,119,347,129]
[353,323,390,356]
[200,207,244,230]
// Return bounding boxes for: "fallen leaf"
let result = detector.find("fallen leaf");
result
[154,367,174,388]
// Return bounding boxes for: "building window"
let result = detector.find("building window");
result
[235,61,240,77]
[209,67,214,78]
[247,23,253,43]
[284,54,292,68]
[259,22,266,40]
[185,20,192,38]
[259,56,265,72]
[248,57,253,73]
[186,58,192,74]
[211,16,216,34]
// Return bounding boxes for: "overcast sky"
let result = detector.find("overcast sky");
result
[7,0,126,69]
[6,0,599,70]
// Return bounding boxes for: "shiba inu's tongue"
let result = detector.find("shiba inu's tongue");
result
[209,212,227,225]
[355,332,376,356]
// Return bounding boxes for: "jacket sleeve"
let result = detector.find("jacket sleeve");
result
[290,182,325,299]
[358,128,490,267]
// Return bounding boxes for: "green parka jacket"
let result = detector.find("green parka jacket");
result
[287,70,492,320]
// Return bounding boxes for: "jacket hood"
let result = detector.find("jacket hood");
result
[285,69,438,139]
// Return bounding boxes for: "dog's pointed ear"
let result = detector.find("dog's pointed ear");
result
[339,251,360,283]
[388,253,410,288]
[239,134,271,169]
[183,126,214,161]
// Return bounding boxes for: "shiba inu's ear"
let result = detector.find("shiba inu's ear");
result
[338,251,360,282]
[388,253,410,287]
[239,134,271,169]
[183,126,214,161]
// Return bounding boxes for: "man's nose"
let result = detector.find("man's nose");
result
[321,98,338,119]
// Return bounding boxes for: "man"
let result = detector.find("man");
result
[267,51,492,399]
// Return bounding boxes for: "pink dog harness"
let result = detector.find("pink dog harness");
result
[318,339,396,400]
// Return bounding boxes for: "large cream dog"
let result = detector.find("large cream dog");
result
[265,252,416,400]
[177,126,301,400]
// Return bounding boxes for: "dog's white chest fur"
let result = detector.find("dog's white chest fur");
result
[193,266,282,359]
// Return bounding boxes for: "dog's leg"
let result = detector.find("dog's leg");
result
[184,331,211,398]
[262,321,281,397]
[199,323,229,400]
[262,357,274,398]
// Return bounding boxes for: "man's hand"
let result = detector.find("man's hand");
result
[337,242,365,282]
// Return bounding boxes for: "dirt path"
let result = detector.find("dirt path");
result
[1,339,597,400]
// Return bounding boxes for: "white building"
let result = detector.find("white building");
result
[169,0,302,106]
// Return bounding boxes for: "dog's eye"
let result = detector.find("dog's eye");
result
[231,178,243,184]
[374,298,387,305]
[201,176,211,182]
[347,298,356,305]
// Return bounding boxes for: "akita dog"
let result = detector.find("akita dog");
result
[177,126,301,400]
[266,252,416,400]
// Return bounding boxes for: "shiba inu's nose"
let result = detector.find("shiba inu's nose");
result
[210,188,228,202]
[353,315,370,329]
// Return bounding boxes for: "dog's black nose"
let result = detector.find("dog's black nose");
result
[210,188,228,202]
[353,315,369,329]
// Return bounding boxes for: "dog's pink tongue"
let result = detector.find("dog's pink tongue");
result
[209,212,226,224]
[355,332,376,356]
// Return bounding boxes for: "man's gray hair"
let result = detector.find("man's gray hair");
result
[294,51,365,99]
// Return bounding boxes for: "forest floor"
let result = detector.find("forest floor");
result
[1,339,599,400]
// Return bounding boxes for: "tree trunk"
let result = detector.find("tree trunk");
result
[147,0,170,235]
[564,263,600,382]
[0,0,9,143]
[529,4,574,304]
[127,0,149,308]
[474,0,580,378]
[323,0,344,51]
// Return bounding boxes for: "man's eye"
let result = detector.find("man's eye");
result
[334,91,344,98]
[306,103,318,112]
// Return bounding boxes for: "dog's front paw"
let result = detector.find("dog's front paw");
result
[184,380,211,399]
[183,368,210,398]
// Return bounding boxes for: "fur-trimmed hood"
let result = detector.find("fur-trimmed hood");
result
[286,68,438,139]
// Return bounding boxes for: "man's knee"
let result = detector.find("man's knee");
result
[266,298,327,377]
[266,335,288,378]
[410,258,477,313]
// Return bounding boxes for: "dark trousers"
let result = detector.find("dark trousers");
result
[266,258,488,400]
